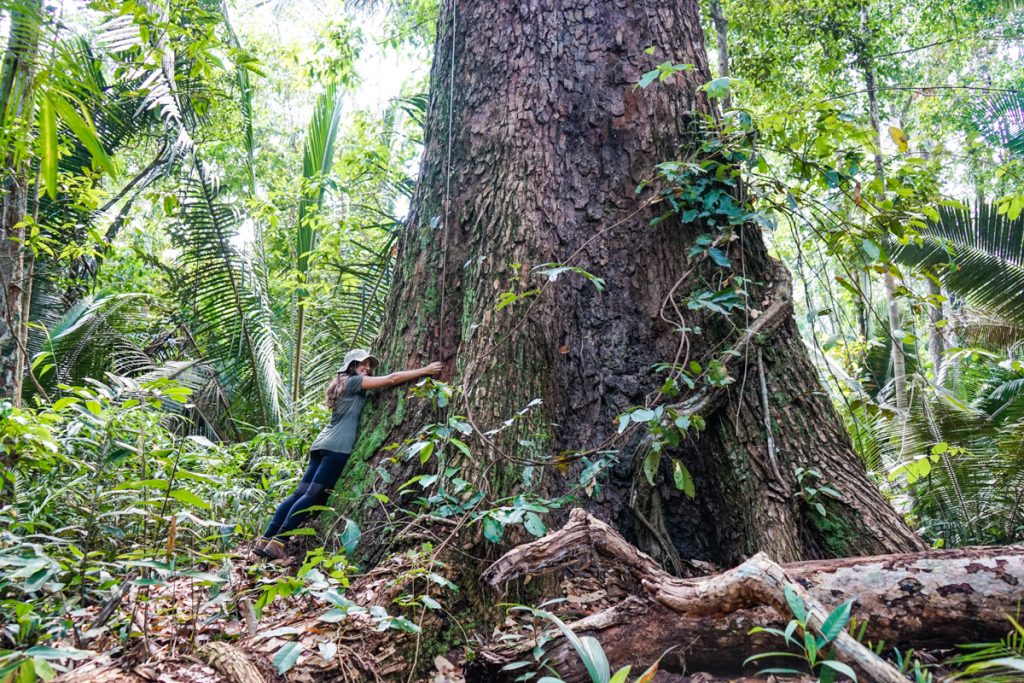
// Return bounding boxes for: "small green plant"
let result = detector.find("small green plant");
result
[501,603,663,683]
[892,648,934,683]
[848,616,935,682]
[615,404,705,499]
[795,467,843,517]
[947,613,1024,682]
[745,584,858,682]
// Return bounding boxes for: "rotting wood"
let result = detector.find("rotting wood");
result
[195,642,265,683]
[478,509,1024,681]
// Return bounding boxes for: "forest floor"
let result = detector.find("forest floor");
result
[51,539,805,683]
[58,545,454,682]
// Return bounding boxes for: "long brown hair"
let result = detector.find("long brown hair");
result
[326,370,352,410]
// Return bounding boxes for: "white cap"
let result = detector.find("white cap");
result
[339,349,379,374]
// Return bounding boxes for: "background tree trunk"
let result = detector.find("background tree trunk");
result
[0,0,42,403]
[334,0,922,571]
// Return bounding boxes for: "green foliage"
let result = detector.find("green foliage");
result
[745,585,857,682]
[170,160,286,428]
[500,604,663,683]
[891,204,1024,329]
[948,613,1024,682]
[0,376,306,669]
[795,467,843,518]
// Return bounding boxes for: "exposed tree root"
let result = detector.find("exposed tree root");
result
[478,509,1024,681]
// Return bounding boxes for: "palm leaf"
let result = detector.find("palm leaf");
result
[973,90,1024,158]
[292,84,345,403]
[220,0,257,195]
[891,203,1024,329]
[30,292,152,391]
[171,159,285,428]
[297,83,345,274]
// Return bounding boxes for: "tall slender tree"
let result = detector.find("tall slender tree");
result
[0,0,43,403]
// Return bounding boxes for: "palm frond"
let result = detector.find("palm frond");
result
[171,159,285,428]
[295,229,398,414]
[891,203,1024,329]
[29,292,153,391]
[291,84,346,404]
[973,90,1024,158]
[860,355,1024,545]
[955,309,1024,348]
[220,0,257,195]
[297,83,345,274]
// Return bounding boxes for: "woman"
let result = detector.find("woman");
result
[254,349,442,560]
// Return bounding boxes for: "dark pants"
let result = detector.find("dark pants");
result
[262,449,350,540]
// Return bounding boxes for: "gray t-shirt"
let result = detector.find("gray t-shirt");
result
[310,375,366,454]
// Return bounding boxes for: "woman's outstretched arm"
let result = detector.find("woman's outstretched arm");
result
[360,361,443,390]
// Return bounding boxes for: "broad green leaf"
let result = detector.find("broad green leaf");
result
[970,657,1024,673]
[576,635,610,683]
[672,459,695,498]
[523,511,547,537]
[23,646,92,660]
[631,408,657,422]
[819,601,853,643]
[49,92,117,176]
[273,641,302,675]
[169,488,211,510]
[861,238,881,262]
[482,515,504,543]
[51,397,79,411]
[643,450,661,485]
[33,657,57,683]
[702,77,734,98]
[341,518,360,555]
[821,659,859,681]
[609,665,632,683]
[708,247,731,268]
[784,584,808,624]
[38,94,58,200]
[638,69,660,88]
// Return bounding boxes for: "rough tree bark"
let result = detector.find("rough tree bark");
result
[335,0,921,571]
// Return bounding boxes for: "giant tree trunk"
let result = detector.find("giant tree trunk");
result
[0,0,42,403]
[334,0,921,576]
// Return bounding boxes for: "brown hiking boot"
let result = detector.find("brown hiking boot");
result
[261,539,288,561]
[251,538,269,559]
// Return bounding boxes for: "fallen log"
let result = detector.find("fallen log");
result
[477,509,1024,680]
